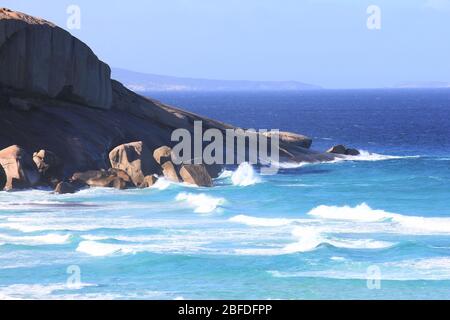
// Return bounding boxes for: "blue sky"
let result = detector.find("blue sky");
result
[3,0,450,88]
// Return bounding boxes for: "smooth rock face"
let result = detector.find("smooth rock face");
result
[0,8,112,109]
[161,161,180,183]
[179,164,213,187]
[0,145,40,190]
[54,181,77,194]
[140,175,158,188]
[109,141,157,187]
[153,146,172,165]
[263,131,313,149]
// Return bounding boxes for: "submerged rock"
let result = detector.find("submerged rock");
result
[109,141,158,187]
[54,181,77,194]
[0,145,40,190]
[179,164,213,187]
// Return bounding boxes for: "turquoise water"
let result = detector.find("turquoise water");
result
[1,90,450,299]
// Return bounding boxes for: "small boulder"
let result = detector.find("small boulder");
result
[327,145,360,156]
[153,146,172,165]
[140,175,158,188]
[109,141,157,187]
[0,145,40,190]
[161,161,180,182]
[179,164,213,187]
[54,181,77,194]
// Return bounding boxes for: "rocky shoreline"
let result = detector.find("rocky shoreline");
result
[0,8,359,193]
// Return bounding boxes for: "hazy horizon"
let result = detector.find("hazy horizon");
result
[3,0,450,89]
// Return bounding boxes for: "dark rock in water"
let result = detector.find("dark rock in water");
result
[345,148,360,156]
[161,161,180,183]
[140,175,158,188]
[263,131,313,149]
[0,145,40,190]
[109,141,158,187]
[0,164,6,190]
[71,169,132,190]
[327,145,360,156]
[179,164,213,187]
[153,146,172,165]
[0,8,112,109]
[327,145,347,155]
[54,181,77,194]
[33,149,63,186]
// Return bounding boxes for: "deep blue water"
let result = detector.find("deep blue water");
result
[1,89,450,299]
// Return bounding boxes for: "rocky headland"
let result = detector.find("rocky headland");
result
[0,8,358,193]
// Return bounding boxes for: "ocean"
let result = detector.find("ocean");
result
[1,89,450,299]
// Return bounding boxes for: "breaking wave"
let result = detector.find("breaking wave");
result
[175,192,226,213]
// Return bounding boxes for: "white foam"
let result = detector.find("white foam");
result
[175,192,225,213]
[76,241,131,257]
[0,283,95,300]
[229,215,295,227]
[151,178,172,190]
[345,150,420,162]
[308,203,450,234]
[0,233,71,246]
[231,162,261,186]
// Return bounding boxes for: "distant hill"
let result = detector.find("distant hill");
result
[394,81,450,89]
[112,68,321,92]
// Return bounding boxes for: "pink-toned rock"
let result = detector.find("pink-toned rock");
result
[179,164,213,187]
[161,161,180,183]
[109,141,157,187]
[0,145,40,190]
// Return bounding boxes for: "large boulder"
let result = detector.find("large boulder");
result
[262,131,313,149]
[179,164,213,187]
[0,145,40,190]
[109,141,158,187]
[0,8,112,109]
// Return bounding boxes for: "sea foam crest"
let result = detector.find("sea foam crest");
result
[231,162,261,186]
[308,203,450,234]
[175,192,225,213]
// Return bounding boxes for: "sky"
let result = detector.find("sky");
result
[3,0,450,88]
